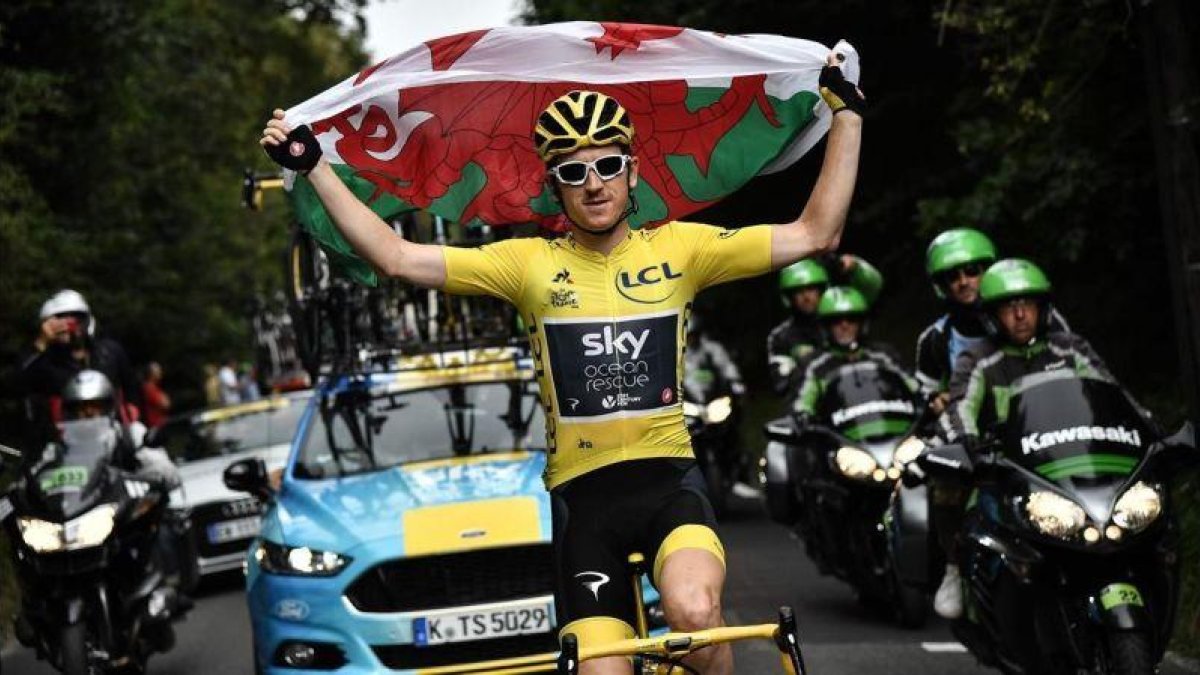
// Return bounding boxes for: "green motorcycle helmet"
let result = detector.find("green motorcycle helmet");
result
[778,259,830,307]
[978,258,1054,338]
[817,286,869,319]
[817,286,868,347]
[926,228,997,299]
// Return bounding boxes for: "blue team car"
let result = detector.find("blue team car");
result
[227,347,576,674]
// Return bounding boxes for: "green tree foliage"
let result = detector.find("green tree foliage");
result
[0,0,369,422]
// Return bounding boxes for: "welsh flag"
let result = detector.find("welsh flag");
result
[282,21,859,284]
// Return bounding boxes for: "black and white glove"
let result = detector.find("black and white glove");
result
[819,63,866,116]
[264,124,323,173]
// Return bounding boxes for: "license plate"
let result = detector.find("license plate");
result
[412,598,552,646]
[207,516,261,544]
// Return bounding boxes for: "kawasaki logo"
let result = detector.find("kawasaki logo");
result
[582,326,650,359]
[1021,425,1142,455]
[830,399,915,426]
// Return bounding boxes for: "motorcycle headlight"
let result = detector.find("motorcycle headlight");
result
[255,540,351,576]
[835,447,878,481]
[893,437,927,466]
[18,503,117,553]
[682,401,704,419]
[1025,491,1087,539]
[705,396,733,424]
[17,518,63,553]
[1111,481,1162,533]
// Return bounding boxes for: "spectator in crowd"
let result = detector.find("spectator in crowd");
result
[141,361,171,428]
[239,362,261,402]
[203,363,221,407]
[218,359,241,405]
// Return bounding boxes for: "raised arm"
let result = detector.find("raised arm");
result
[260,109,447,288]
[770,53,864,269]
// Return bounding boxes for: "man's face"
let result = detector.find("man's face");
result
[789,286,824,315]
[937,262,986,305]
[995,297,1040,346]
[828,316,862,347]
[549,145,638,233]
[72,400,106,419]
[42,312,86,345]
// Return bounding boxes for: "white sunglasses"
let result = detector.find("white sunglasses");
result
[548,154,632,186]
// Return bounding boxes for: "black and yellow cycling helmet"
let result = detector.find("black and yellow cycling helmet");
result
[533,90,635,163]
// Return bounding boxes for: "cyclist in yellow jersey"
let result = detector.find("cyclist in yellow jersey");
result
[262,50,863,675]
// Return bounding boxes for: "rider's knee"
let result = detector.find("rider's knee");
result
[663,583,722,631]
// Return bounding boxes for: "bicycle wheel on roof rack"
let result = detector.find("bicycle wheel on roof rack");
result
[285,226,326,381]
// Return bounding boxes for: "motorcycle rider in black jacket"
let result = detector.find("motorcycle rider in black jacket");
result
[932,258,1152,619]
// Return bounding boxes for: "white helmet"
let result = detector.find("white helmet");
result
[39,289,94,336]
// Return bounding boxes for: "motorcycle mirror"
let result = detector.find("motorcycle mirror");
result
[1153,421,1199,474]
[1164,421,1195,449]
[763,416,801,443]
[223,458,273,501]
[914,444,974,485]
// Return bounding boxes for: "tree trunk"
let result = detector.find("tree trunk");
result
[1138,0,1200,421]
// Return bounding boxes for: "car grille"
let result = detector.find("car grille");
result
[344,544,553,613]
[371,633,558,670]
[189,498,263,559]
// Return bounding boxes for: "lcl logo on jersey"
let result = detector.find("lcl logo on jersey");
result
[615,261,683,304]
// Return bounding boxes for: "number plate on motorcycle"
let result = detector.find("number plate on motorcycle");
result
[1099,583,1144,610]
[412,597,553,647]
[207,516,261,544]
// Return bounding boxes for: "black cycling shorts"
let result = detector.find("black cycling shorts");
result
[551,458,724,647]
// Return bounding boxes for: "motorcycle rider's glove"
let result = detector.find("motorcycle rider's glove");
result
[819,63,866,116]
[264,124,322,174]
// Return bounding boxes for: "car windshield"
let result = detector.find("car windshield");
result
[161,395,310,463]
[295,378,545,479]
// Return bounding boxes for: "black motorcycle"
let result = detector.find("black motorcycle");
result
[682,366,741,515]
[908,376,1197,675]
[763,362,929,626]
[1,418,190,674]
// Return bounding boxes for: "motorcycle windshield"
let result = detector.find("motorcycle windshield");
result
[999,376,1150,490]
[34,419,117,519]
[815,362,918,442]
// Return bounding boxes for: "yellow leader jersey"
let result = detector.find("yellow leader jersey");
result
[443,221,773,488]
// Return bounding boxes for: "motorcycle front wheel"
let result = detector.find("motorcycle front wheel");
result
[59,622,90,675]
[1097,630,1154,675]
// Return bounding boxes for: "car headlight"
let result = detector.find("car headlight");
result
[835,447,878,481]
[1112,482,1162,533]
[1025,491,1087,539]
[255,540,351,576]
[893,437,927,466]
[705,396,733,424]
[18,503,117,553]
[682,401,704,419]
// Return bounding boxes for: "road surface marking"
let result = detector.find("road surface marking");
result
[921,642,968,653]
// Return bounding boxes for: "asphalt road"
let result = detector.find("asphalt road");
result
[3,498,1195,674]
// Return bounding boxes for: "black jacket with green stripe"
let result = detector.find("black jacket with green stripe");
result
[937,332,1143,444]
[792,342,919,418]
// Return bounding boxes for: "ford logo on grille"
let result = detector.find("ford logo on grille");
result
[221,498,261,518]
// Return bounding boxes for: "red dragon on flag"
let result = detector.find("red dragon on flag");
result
[283,21,858,281]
